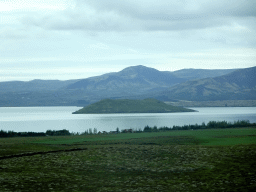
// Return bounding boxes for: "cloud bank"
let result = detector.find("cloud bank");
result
[0,0,255,81]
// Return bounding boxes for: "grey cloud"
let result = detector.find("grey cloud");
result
[143,17,230,31]
[77,0,256,19]
[0,26,28,39]
[22,8,139,32]
[45,12,132,31]
[20,0,256,33]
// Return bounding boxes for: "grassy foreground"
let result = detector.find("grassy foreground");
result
[0,128,256,191]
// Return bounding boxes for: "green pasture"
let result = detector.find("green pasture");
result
[0,127,256,191]
[32,127,256,146]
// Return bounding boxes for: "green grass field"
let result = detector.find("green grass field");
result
[0,127,256,191]
[33,127,256,146]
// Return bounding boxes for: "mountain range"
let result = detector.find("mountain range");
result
[0,65,255,106]
[66,65,187,96]
[154,66,256,101]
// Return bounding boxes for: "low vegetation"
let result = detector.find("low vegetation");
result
[0,129,71,138]
[0,126,255,191]
[1,120,254,138]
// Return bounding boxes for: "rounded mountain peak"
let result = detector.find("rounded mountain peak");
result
[118,65,160,77]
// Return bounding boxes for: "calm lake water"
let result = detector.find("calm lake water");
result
[0,107,256,133]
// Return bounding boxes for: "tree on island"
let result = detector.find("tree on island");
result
[116,127,120,133]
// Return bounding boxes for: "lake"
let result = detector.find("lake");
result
[0,107,256,133]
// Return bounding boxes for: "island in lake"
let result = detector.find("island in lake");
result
[72,98,196,114]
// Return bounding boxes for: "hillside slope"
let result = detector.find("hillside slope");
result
[172,68,238,80]
[66,65,187,96]
[155,66,256,101]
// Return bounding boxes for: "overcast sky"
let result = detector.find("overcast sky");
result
[0,0,255,81]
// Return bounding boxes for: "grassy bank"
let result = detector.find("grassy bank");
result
[0,127,255,191]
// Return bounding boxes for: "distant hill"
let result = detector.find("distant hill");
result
[0,79,77,93]
[73,98,196,114]
[171,68,238,80]
[155,66,256,101]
